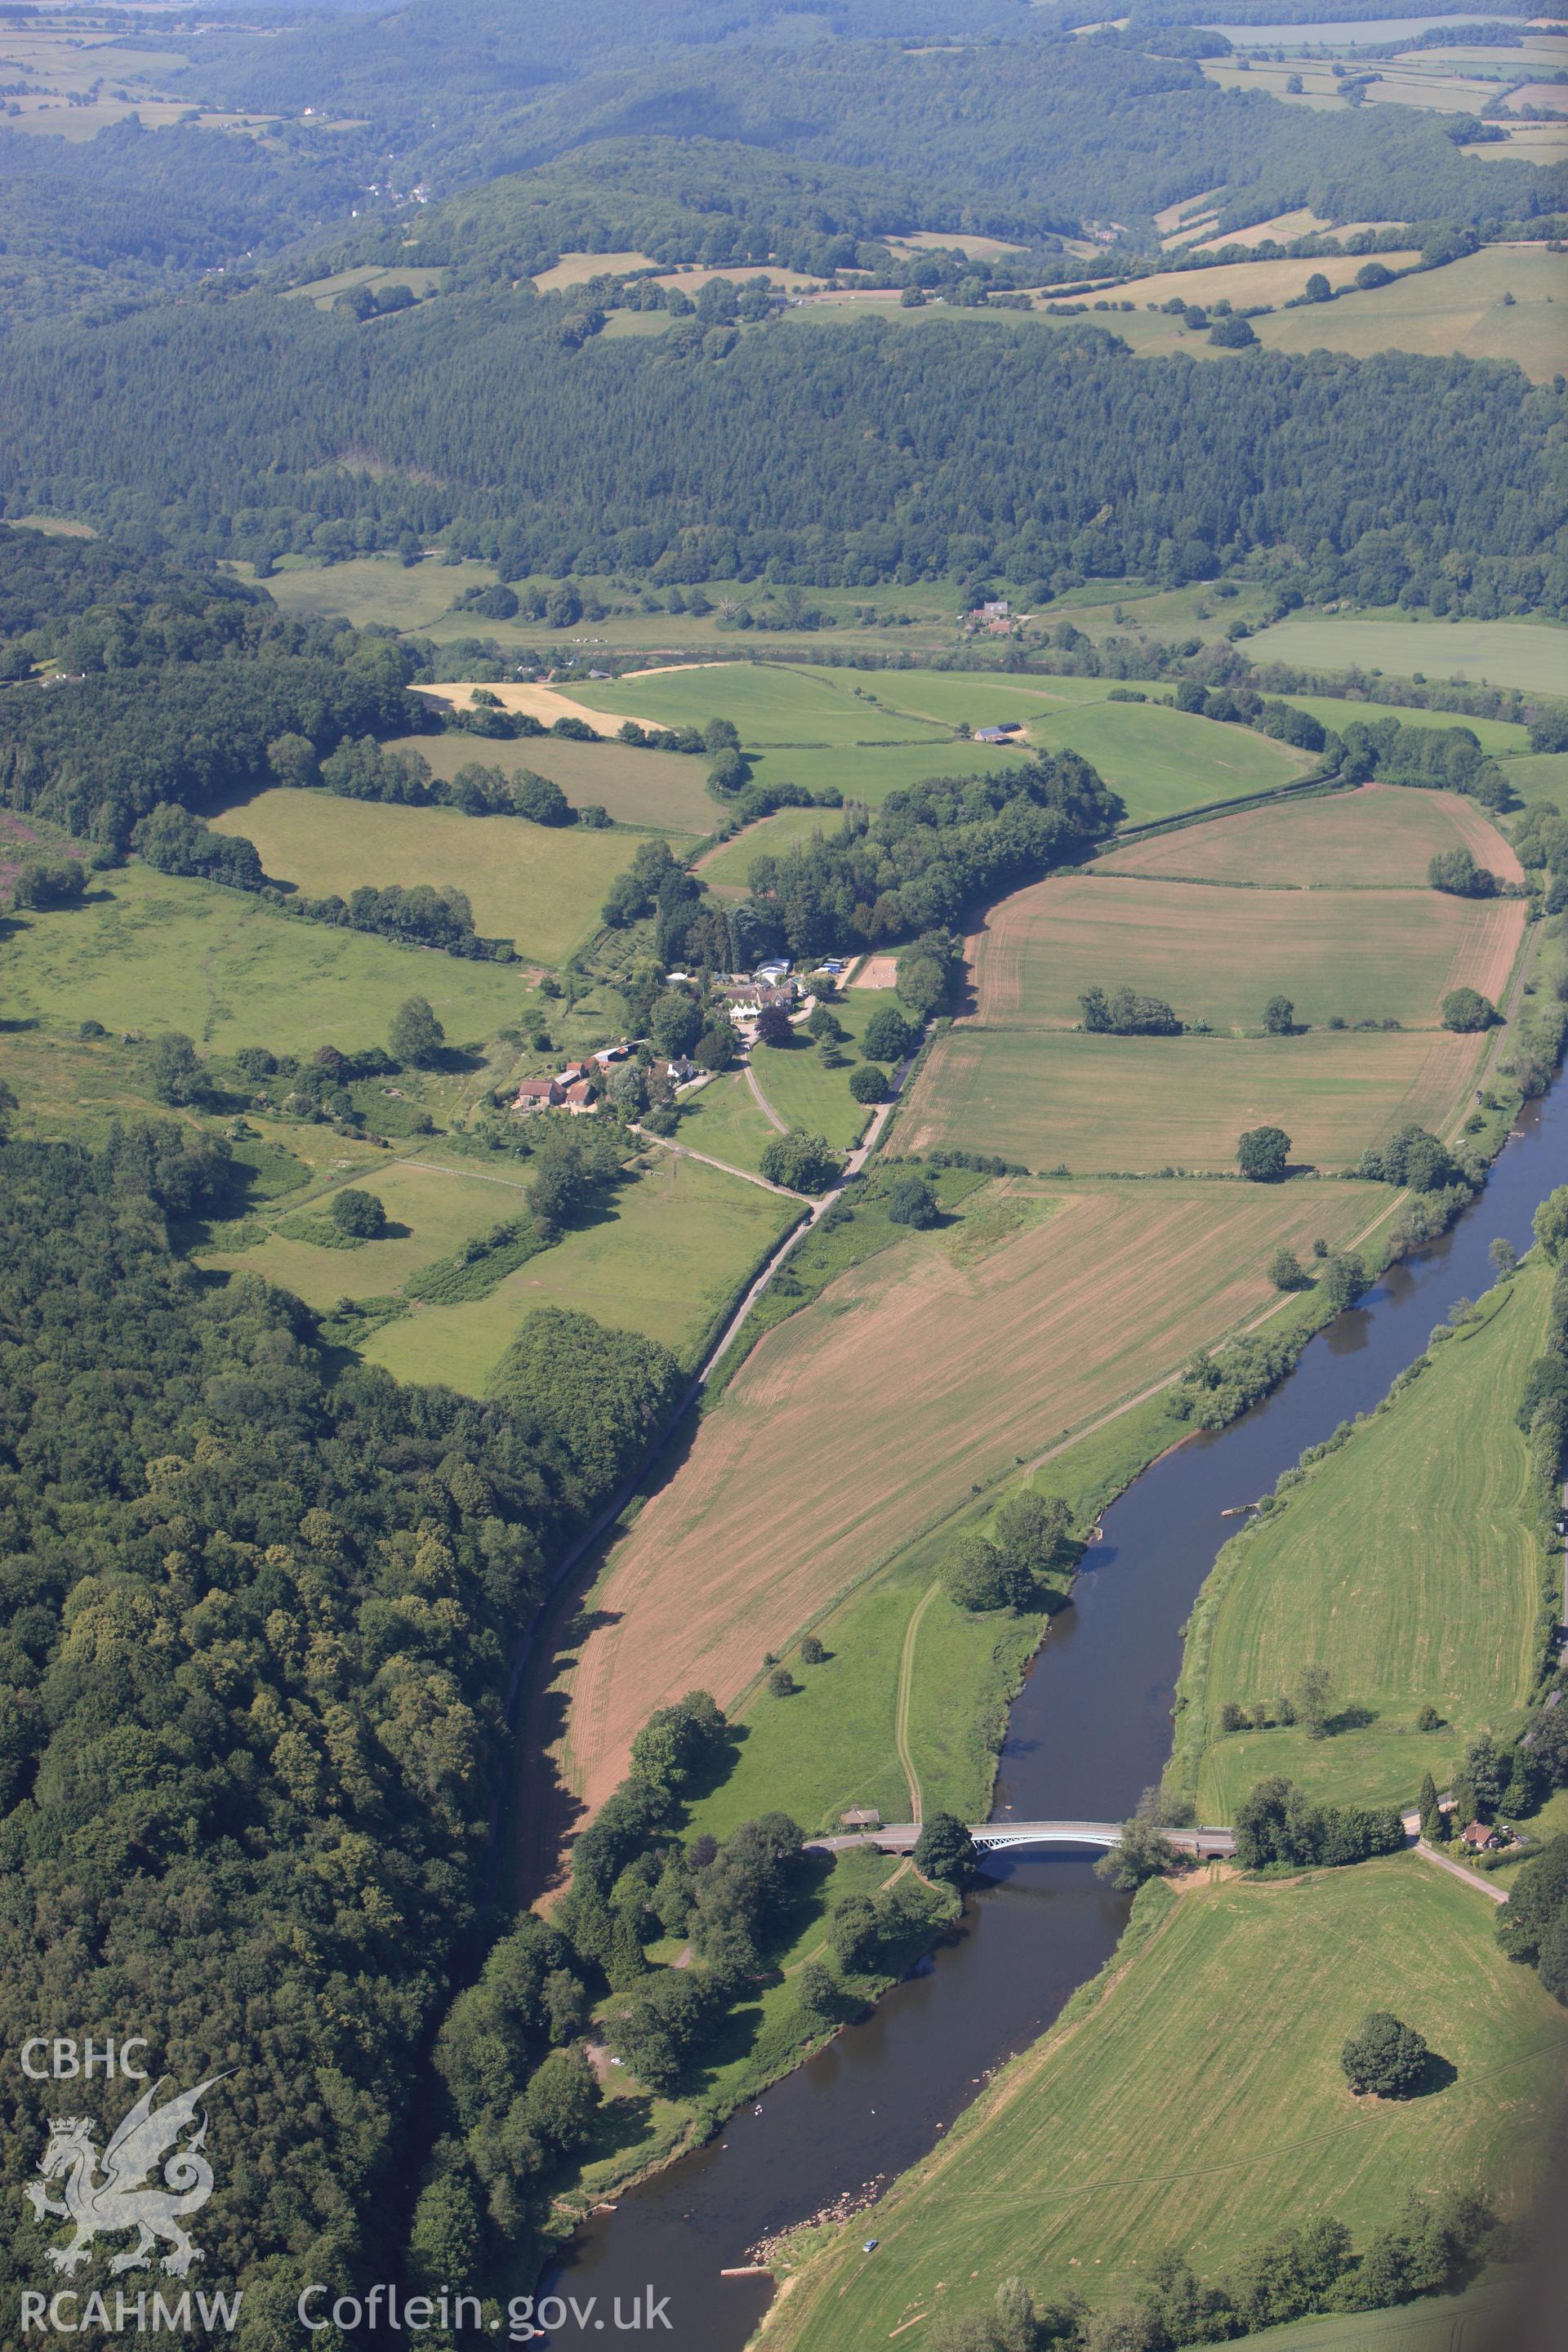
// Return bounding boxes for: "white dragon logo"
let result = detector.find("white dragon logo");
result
[24,2074,231,2278]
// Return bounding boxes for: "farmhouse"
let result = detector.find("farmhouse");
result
[722,982,795,1027]
[1460,1820,1500,1851]
[513,1077,565,1113]
[564,1077,599,1115]
[975,722,1022,743]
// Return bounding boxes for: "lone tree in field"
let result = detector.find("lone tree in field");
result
[887,1173,939,1228]
[849,1062,887,1103]
[1237,1125,1291,1183]
[148,1032,205,1107]
[914,1812,978,1886]
[1262,995,1295,1036]
[1267,1246,1307,1292]
[767,1666,797,1700]
[1441,986,1499,1034]
[332,1187,387,1239]
[1340,2012,1433,2098]
[390,995,445,1067]
[754,1002,794,1049]
[1296,1665,1334,1740]
[800,1633,826,1666]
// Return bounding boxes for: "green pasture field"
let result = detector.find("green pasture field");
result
[1183,1263,1549,1823]
[681,1553,1043,1843]
[1274,695,1531,758]
[1504,751,1568,813]
[1037,579,1281,641]
[413,576,970,660]
[766,1859,1568,2347]
[697,804,844,884]
[1243,617,1568,697]
[0,864,528,1056]
[581,661,951,745]
[899,1025,1489,1173]
[283,264,444,310]
[1222,2277,1518,2351]
[855,673,1098,729]
[981,873,1521,1032]
[1255,245,1568,384]
[210,786,676,964]
[669,1071,778,1175]
[380,728,719,833]
[1029,698,1316,826]
[363,1146,796,1390]
[696,685,1313,837]
[0,1025,190,1147]
[200,1151,537,1312]
[741,734,1027,809]
[748,988,900,1148]
[229,555,498,632]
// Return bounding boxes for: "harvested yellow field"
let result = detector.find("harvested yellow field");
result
[1114,250,1421,310]
[412,678,662,733]
[971,873,1523,1032]
[1092,783,1523,889]
[531,251,658,291]
[899,1025,1488,1173]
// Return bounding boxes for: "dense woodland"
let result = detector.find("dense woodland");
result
[4,317,1561,608]
[0,539,434,840]
[0,1120,693,2337]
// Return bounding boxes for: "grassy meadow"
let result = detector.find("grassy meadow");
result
[900,1025,1488,1173]
[581,661,952,745]
[747,987,902,1148]
[765,1860,1567,2346]
[973,873,1521,1034]
[679,1552,1045,1843]
[1181,1263,1550,1823]
[1273,696,1531,759]
[200,1152,538,1312]
[1254,245,1568,382]
[1242,617,1568,696]
[1503,751,1568,814]
[363,1145,796,1391]
[0,864,528,1055]
[1027,697,1316,825]
[232,554,499,630]
[380,727,720,832]
[669,1071,779,1174]
[210,786,673,963]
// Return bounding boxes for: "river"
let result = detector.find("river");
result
[538,1084,1567,2350]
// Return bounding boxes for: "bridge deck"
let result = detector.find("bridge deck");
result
[808,1820,1236,1856]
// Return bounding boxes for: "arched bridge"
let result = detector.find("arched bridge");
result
[808,1820,1235,1860]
